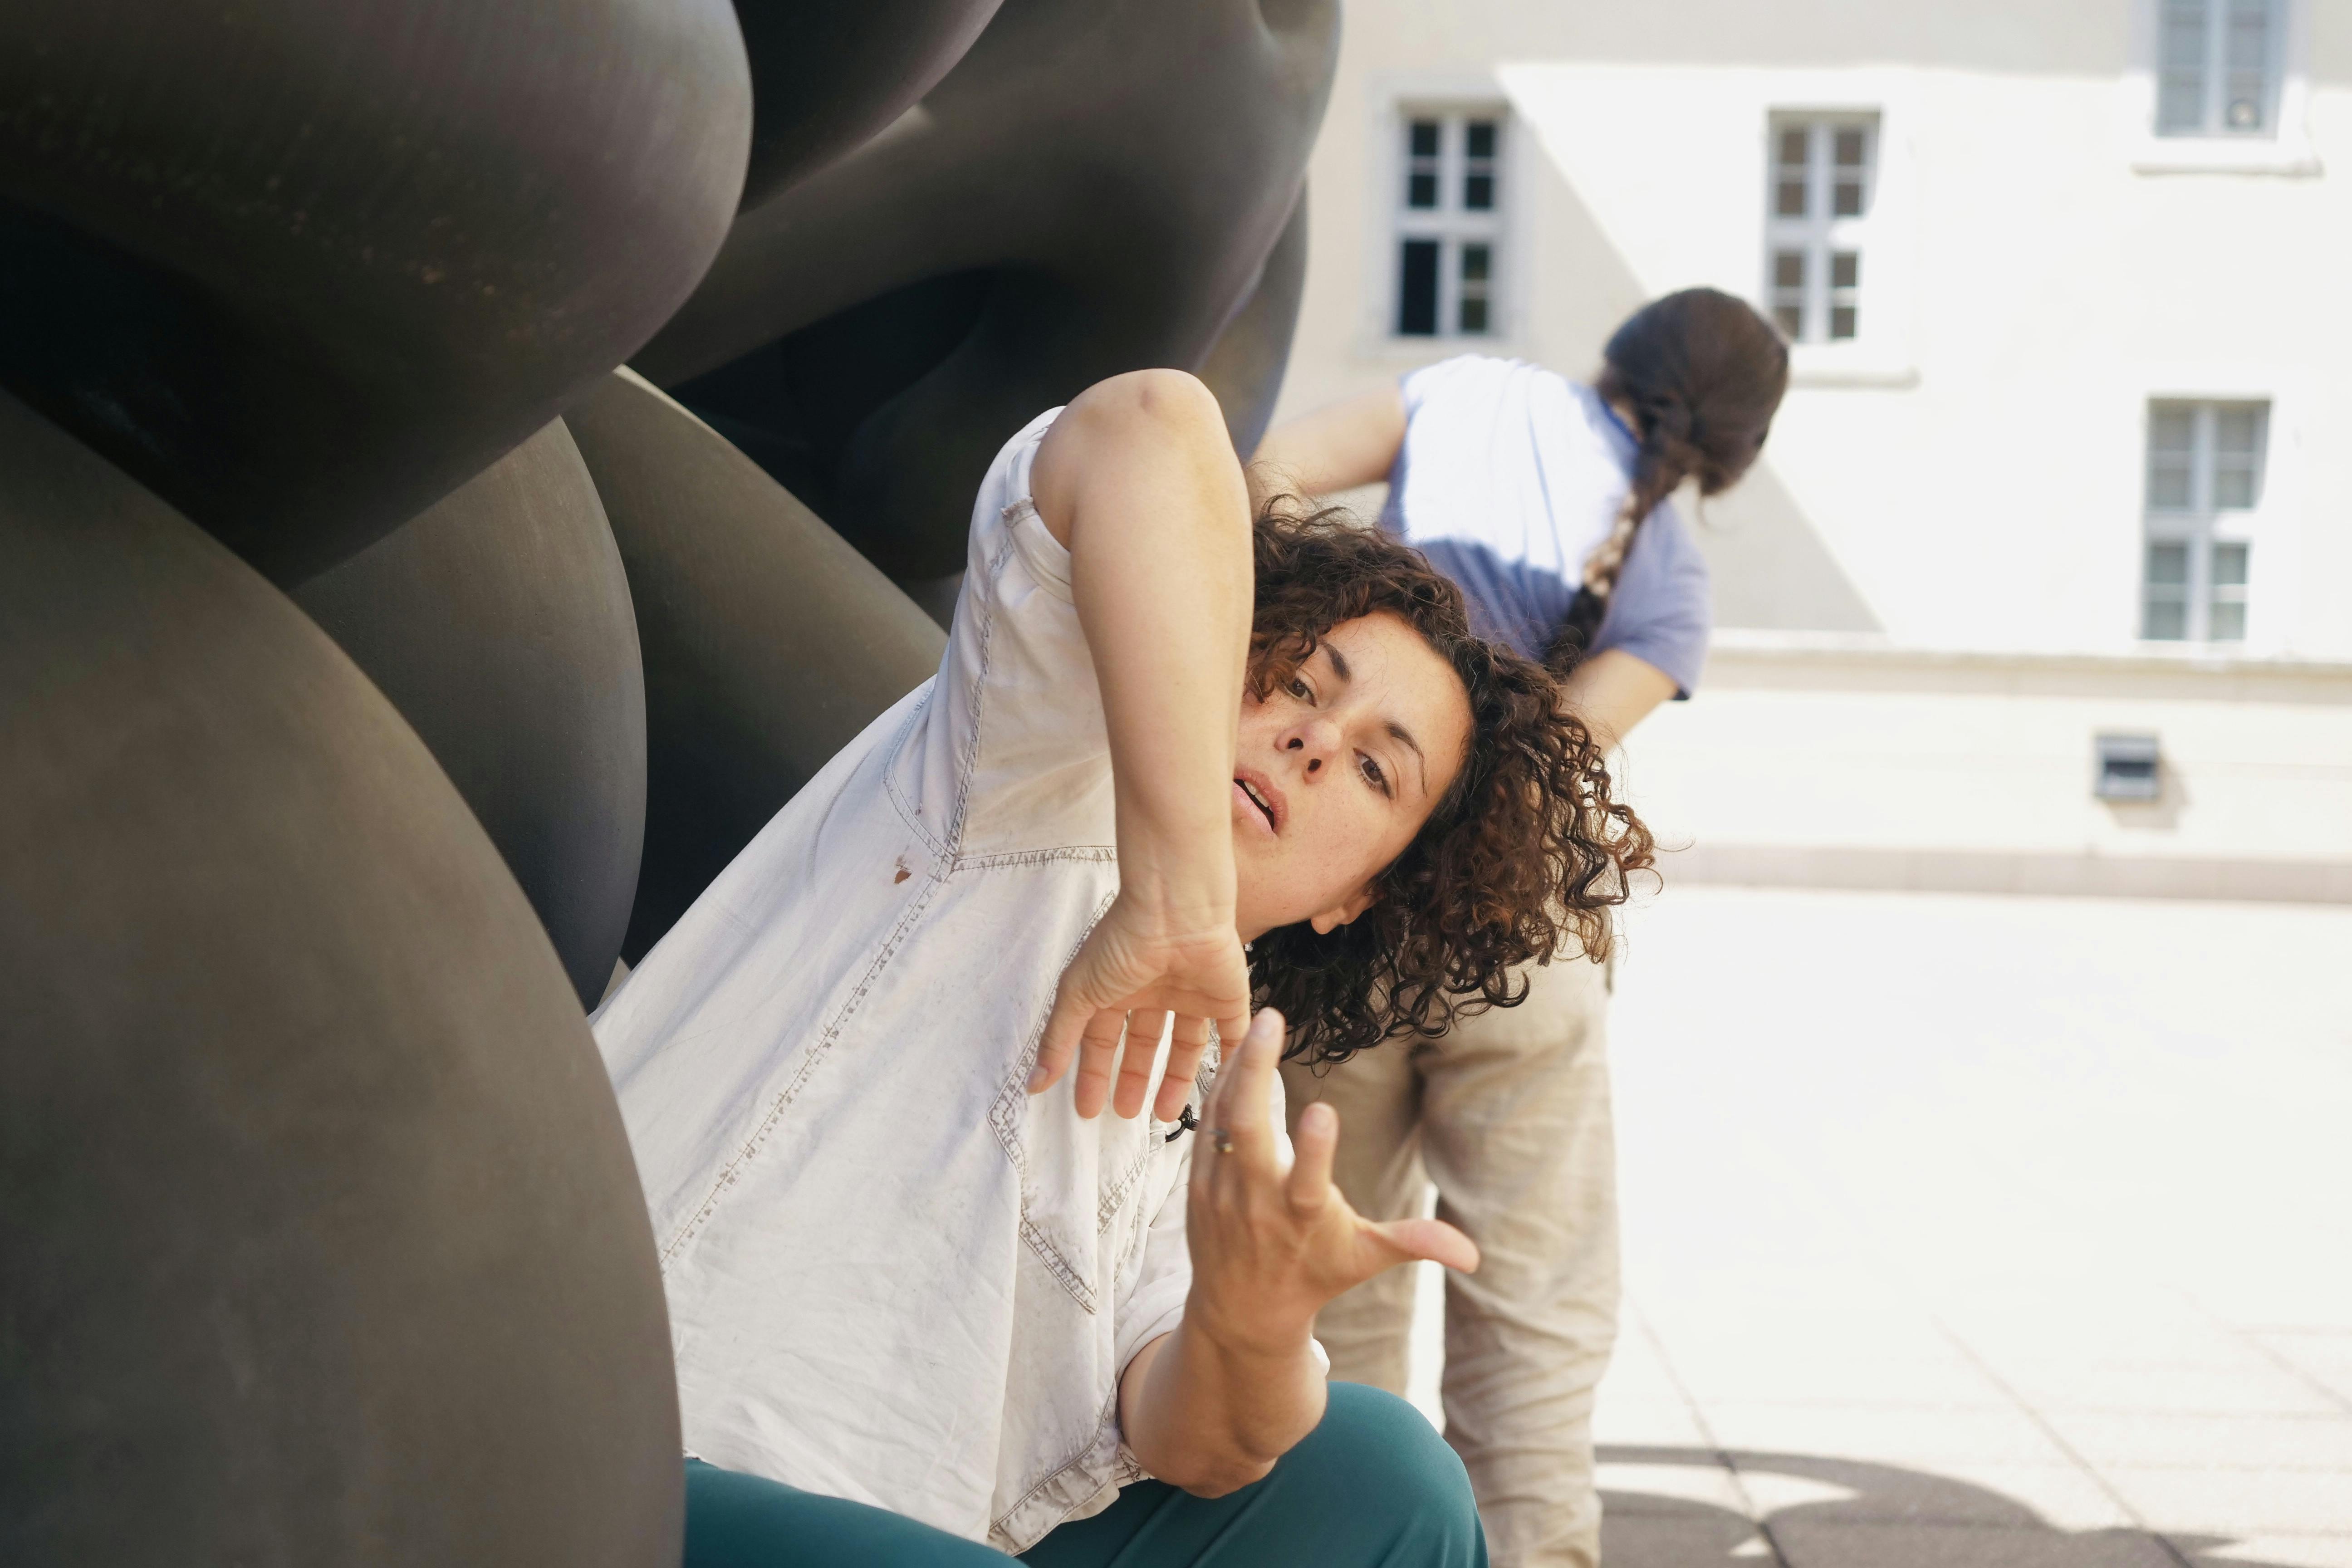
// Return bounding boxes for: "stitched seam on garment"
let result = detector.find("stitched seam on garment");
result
[1095,1135,1155,1235]
[657,873,942,1262]
[954,845,1116,873]
[993,885,1118,1313]
[881,684,948,863]
[941,521,1024,860]
[1016,1215,1095,1315]
[991,1382,1126,1541]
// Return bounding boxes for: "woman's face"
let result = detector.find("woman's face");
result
[1230,612,1473,941]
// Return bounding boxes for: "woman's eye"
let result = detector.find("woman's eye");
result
[1359,754,1389,795]
[1287,677,1312,702]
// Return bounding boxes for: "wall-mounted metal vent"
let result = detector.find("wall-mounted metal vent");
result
[2094,733,2161,801]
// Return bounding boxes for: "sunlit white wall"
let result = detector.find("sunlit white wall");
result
[1274,0,2352,892]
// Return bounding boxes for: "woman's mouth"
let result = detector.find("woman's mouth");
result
[1232,771,1282,834]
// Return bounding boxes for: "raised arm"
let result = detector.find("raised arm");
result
[1248,384,1407,500]
[1028,370,1256,1120]
[1118,1009,1480,1495]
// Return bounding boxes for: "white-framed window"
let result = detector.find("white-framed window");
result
[2141,399,2267,642]
[1764,113,1877,346]
[1392,109,1504,340]
[2157,0,2282,137]
[2124,0,2317,173]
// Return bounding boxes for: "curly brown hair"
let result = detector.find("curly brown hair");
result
[1245,502,1656,1066]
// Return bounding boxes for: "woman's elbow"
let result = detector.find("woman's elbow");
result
[1071,368,1229,446]
[1162,1452,1277,1499]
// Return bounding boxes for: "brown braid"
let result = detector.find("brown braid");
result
[1546,288,1790,674]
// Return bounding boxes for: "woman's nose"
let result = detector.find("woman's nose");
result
[1284,717,1342,774]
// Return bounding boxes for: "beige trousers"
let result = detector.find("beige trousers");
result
[1281,956,1620,1568]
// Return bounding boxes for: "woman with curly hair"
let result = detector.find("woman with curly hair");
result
[1253,288,1788,1568]
[593,368,1650,1568]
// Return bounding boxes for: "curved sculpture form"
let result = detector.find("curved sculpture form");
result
[734,0,1006,211]
[0,0,752,585]
[565,372,947,961]
[1195,185,1311,465]
[295,419,647,1008]
[0,392,679,1567]
[637,0,1340,578]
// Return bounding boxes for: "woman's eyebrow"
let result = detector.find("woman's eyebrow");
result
[1385,720,1428,796]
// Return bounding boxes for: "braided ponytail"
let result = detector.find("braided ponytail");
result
[1545,288,1789,675]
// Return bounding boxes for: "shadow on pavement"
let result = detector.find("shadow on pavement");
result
[1598,1444,2301,1568]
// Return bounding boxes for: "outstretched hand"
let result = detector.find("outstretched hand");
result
[1030,891,1253,1121]
[1182,1009,1479,1356]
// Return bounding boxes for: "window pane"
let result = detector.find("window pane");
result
[1833,176,1865,217]
[2146,543,2190,586]
[2159,0,2210,132]
[1777,179,1808,216]
[1834,128,1866,166]
[2148,460,2193,509]
[1459,296,1489,334]
[2149,406,2195,454]
[1464,172,1494,210]
[2212,462,2257,509]
[1409,119,1440,157]
[1829,304,1857,340]
[1830,251,1859,289]
[1779,127,1808,166]
[2214,405,2262,454]
[1774,251,1805,289]
[1396,240,1438,336]
[2208,599,2247,640]
[2225,0,2271,129]
[1465,120,1497,159]
[2211,541,2249,586]
[2143,597,2190,640]
[1772,304,1803,338]
[1407,171,1437,208]
[1460,243,1490,283]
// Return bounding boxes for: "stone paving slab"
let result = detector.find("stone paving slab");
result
[1406,887,2352,1567]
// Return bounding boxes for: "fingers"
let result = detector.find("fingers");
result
[1151,1013,1210,1123]
[1366,1216,1481,1275]
[1112,1010,1172,1120]
[1286,1099,1338,1216]
[1068,1006,1131,1118]
[1219,1008,1284,1147]
[1029,976,1093,1097]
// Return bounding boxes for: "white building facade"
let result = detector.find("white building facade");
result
[1274,0,2352,901]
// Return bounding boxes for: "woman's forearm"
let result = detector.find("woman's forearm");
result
[1557,647,1678,751]
[1118,1317,1327,1497]
[1249,385,1407,501]
[1033,371,1254,918]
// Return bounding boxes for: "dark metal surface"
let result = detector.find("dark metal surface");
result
[565,372,947,962]
[734,0,1006,211]
[641,0,1340,578]
[0,391,680,1568]
[0,0,753,586]
[295,419,648,1008]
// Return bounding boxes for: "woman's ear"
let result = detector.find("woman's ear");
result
[1308,885,1379,936]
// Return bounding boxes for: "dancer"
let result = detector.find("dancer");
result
[1254,289,1789,1568]
[594,369,1652,1566]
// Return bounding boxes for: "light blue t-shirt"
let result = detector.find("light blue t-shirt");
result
[1378,355,1711,696]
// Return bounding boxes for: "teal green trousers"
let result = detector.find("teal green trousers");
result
[683,1383,1488,1568]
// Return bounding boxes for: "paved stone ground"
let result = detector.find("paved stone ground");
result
[1404,886,2352,1567]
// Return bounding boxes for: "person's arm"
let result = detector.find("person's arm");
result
[1558,647,1678,751]
[1248,384,1408,501]
[1027,370,1256,1121]
[1117,1009,1480,1495]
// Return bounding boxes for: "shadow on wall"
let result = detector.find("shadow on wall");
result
[1600,1446,2305,1568]
[1514,108,1882,636]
